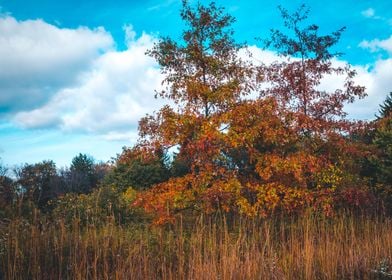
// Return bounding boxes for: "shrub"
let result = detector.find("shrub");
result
[51,184,147,226]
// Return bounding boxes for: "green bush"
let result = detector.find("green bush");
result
[51,184,148,226]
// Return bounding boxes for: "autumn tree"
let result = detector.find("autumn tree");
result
[134,2,368,223]
[140,0,256,179]
[262,5,365,117]
[248,4,368,209]
[136,0,260,223]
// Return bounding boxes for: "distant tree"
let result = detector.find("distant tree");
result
[15,160,59,211]
[170,151,191,178]
[68,153,98,193]
[377,92,392,119]
[71,153,95,175]
[104,146,170,191]
[364,94,392,213]
[0,161,14,217]
[0,175,13,204]
[0,160,7,177]
[94,162,112,183]
[373,116,392,185]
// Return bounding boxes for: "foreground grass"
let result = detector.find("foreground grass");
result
[1,212,392,279]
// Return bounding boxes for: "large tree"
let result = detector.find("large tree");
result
[136,1,257,223]
[135,2,367,223]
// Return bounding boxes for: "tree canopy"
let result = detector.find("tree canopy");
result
[133,2,369,224]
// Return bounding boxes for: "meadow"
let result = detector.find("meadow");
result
[2,211,392,279]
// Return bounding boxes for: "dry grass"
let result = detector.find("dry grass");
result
[1,211,392,279]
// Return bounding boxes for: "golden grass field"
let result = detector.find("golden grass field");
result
[2,211,392,279]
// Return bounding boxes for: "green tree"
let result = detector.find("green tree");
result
[15,160,58,211]
[0,161,14,218]
[377,92,392,119]
[68,153,98,193]
[369,94,392,212]
[373,118,392,185]
[104,147,170,191]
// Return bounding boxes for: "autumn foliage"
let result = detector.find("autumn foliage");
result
[2,3,392,279]
[133,2,371,224]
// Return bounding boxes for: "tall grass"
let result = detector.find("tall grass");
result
[1,211,391,279]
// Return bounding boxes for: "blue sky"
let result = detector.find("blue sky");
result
[0,0,391,167]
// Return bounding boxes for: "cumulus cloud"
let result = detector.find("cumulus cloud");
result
[242,46,282,65]
[13,26,163,141]
[300,57,392,120]
[0,16,113,113]
[3,14,391,143]
[359,35,392,54]
[343,59,391,119]
[354,37,392,118]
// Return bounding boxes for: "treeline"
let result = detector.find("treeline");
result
[0,91,391,224]
[0,147,190,223]
[0,154,104,216]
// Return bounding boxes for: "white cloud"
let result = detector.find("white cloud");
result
[123,24,136,47]
[305,58,392,120]
[361,8,375,18]
[3,15,391,144]
[347,58,392,119]
[359,35,392,54]
[0,16,114,113]
[360,8,392,25]
[13,27,164,141]
[242,46,283,65]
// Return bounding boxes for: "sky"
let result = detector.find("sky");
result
[0,0,391,168]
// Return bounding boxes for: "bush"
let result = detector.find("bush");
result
[51,184,148,226]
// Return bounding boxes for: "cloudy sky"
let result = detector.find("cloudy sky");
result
[0,0,391,167]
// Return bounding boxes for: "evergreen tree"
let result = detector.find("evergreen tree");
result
[377,92,392,119]
[69,153,97,193]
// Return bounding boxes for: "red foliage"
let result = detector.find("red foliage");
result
[132,3,369,224]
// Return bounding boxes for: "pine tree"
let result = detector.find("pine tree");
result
[377,92,392,119]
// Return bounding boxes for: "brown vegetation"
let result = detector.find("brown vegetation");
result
[2,212,391,279]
